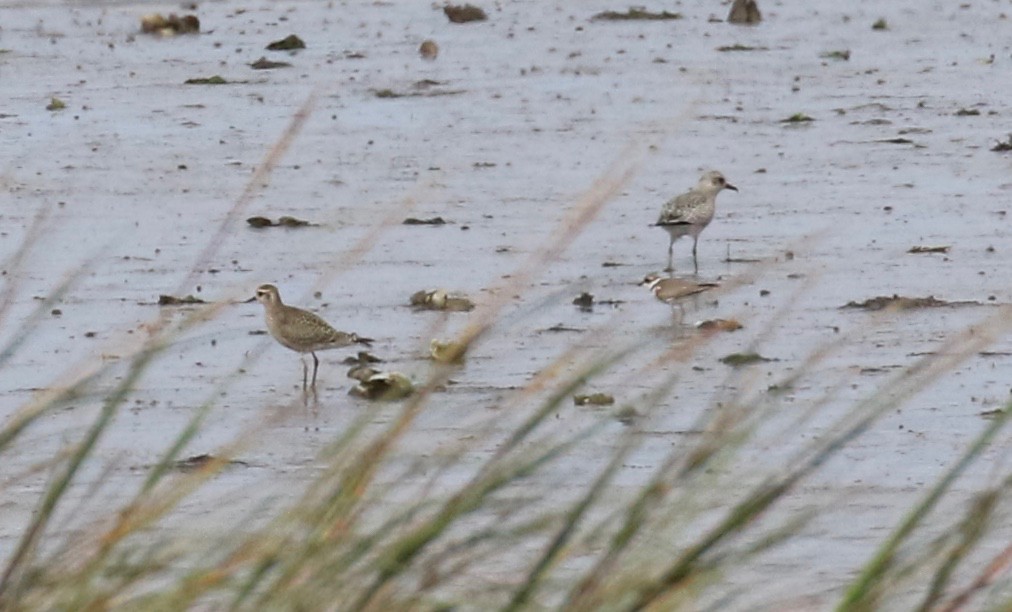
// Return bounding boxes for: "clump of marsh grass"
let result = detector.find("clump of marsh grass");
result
[1,94,1011,612]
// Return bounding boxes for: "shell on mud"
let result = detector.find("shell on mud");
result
[349,371,414,401]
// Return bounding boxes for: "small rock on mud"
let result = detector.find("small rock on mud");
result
[574,393,615,406]
[419,39,439,60]
[727,0,762,24]
[349,371,414,401]
[430,339,468,364]
[573,292,594,311]
[141,13,199,36]
[266,34,305,51]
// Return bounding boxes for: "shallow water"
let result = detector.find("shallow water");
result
[1,0,1011,607]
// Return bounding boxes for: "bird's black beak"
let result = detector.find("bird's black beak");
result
[725,183,739,192]
[244,296,257,303]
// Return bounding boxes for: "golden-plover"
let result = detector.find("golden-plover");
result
[254,284,372,390]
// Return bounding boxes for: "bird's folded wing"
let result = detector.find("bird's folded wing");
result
[657,191,706,225]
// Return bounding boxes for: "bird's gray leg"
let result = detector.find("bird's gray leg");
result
[665,237,675,272]
[301,356,308,391]
[311,352,320,388]
[692,236,699,274]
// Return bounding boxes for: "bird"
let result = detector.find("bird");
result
[640,273,719,305]
[654,170,737,273]
[253,284,372,391]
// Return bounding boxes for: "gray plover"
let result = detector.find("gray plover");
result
[655,170,737,272]
[254,284,372,390]
[640,273,718,304]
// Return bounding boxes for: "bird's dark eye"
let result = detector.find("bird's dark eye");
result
[716,177,724,184]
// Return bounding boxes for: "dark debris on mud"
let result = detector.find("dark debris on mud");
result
[572,293,624,312]
[592,8,682,21]
[444,4,487,23]
[980,408,1009,419]
[374,82,464,98]
[696,318,743,333]
[342,351,383,365]
[543,323,583,333]
[717,44,768,52]
[158,294,206,306]
[247,215,315,228]
[250,57,292,70]
[184,76,229,85]
[908,245,950,254]
[820,50,850,61]
[991,135,1012,152]
[403,216,448,225]
[841,295,980,311]
[720,352,774,367]
[781,113,814,123]
[172,454,250,472]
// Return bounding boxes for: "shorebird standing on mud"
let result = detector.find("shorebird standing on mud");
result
[655,170,737,273]
[640,274,718,305]
[253,284,372,391]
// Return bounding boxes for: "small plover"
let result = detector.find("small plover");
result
[254,284,372,390]
[640,274,719,305]
[655,170,737,272]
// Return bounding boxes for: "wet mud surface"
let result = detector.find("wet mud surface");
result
[1,0,1011,607]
